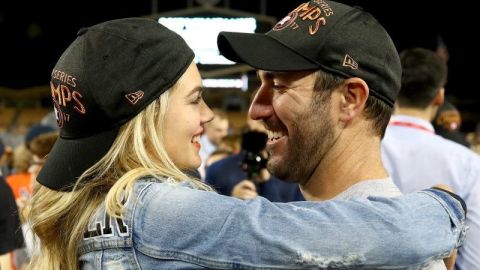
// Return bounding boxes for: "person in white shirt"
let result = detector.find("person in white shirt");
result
[198,108,229,179]
[382,48,480,270]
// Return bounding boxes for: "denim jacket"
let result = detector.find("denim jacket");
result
[79,178,466,269]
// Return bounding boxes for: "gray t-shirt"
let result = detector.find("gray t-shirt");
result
[333,178,401,200]
[333,178,447,270]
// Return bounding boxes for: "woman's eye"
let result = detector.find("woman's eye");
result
[192,95,202,104]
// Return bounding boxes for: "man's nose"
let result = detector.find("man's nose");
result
[249,87,273,121]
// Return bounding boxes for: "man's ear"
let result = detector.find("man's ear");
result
[338,78,369,122]
[432,88,445,106]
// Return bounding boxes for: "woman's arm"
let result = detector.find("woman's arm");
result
[134,182,465,269]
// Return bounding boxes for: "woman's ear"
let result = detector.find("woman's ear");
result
[338,78,369,123]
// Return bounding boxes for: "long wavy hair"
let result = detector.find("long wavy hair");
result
[25,81,211,270]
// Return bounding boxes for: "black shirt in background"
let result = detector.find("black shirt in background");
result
[0,176,25,255]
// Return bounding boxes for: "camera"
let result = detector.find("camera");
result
[240,131,268,179]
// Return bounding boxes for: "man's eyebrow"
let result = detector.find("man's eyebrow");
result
[257,71,284,79]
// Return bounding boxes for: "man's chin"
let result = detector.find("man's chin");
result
[267,157,292,181]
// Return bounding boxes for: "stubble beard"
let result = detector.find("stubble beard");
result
[267,103,334,184]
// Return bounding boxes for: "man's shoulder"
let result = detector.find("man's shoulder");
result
[334,179,402,200]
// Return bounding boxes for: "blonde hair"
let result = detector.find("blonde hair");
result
[26,84,211,270]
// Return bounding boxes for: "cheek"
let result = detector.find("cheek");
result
[163,130,178,162]
[273,97,303,124]
[163,105,202,160]
[169,119,198,153]
[163,112,185,160]
[181,115,199,135]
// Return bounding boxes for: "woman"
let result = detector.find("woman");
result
[26,18,465,269]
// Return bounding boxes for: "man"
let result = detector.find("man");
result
[198,108,229,179]
[217,1,458,268]
[381,48,480,270]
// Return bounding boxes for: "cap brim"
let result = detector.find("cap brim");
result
[217,32,319,71]
[36,127,119,191]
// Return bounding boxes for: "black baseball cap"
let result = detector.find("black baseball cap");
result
[37,18,194,191]
[218,0,401,107]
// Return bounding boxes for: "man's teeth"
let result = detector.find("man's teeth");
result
[191,135,199,143]
[267,130,285,140]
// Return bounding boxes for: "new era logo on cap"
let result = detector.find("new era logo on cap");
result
[343,54,358,70]
[125,90,144,105]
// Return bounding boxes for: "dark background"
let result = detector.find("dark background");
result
[0,0,478,130]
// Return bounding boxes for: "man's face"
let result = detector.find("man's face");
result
[249,70,336,184]
[205,117,229,146]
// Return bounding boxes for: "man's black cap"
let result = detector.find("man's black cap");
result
[37,18,194,191]
[218,0,401,107]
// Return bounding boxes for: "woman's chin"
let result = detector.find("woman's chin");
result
[181,161,201,173]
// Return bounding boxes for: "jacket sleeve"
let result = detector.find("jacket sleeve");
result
[133,181,466,269]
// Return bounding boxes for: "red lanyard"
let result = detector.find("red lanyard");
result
[389,121,434,134]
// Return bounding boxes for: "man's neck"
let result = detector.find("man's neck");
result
[299,132,388,201]
[394,107,435,122]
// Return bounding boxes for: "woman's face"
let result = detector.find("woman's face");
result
[163,62,214,170]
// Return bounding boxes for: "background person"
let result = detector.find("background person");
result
[198,108,229,180]
[0,141,25,270]
[381,47,480,269]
